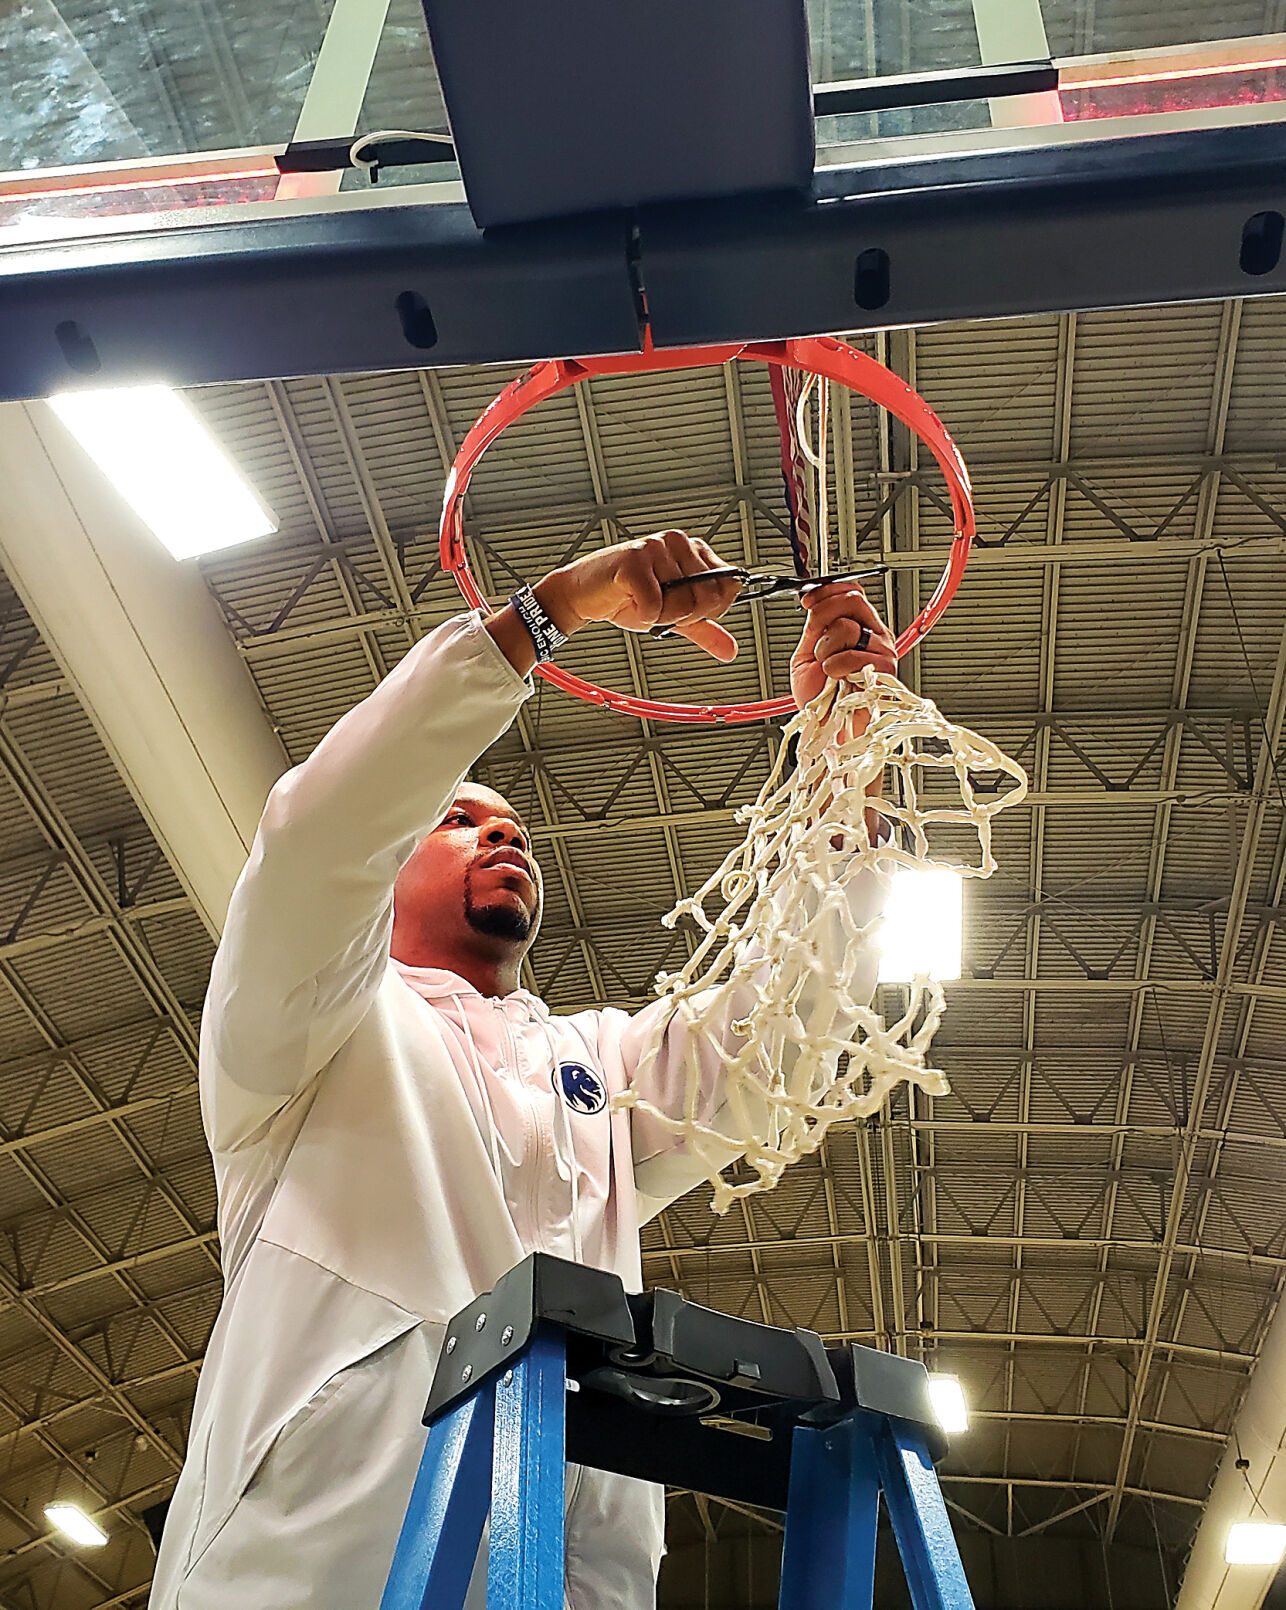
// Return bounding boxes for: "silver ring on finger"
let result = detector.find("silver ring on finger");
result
[856,623,872,652]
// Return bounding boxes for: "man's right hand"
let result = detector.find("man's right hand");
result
[534,531,743,661]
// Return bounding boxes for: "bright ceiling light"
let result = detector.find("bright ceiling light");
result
[877,867,963,984]
[47,385,277,560]
[1225,1523,1286,1566]
[927,1374,969,1435]
[933,1371,972,1436]
[45,1503,108,1547]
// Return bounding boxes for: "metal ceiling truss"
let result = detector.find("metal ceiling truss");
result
[0,724,213,1603]
[1103,553,1286,1536]
[516,895,1286,1009]
[208,443,1286,665]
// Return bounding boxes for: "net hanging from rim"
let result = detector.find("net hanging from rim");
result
[613,671,1029,1212]
[604,359,1030,1212]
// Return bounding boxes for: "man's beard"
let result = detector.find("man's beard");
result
[464,867,535,943]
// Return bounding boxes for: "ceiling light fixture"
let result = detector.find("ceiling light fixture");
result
[1225,1523,1286,1566]
[927,1375,969,1435]
[44,1504,108,1547]
[48,385,278,560]
[877,867,963,984]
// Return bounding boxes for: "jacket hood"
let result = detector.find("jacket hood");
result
[391,960,550,1019]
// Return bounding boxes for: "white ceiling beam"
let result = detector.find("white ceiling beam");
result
[0,403,286,938]
[0,895,190,965]
[943,1474,1204,1509]
[511,790,1245,847]
[1108,589,1286,1540]
[1103,300,1242,1476]
[231,536,1286,662]
[825,1326,1250,1369]
[1069,299,1238,1476]
[1004,311,1074,1463]
[571,977,1286,1009]
[643,1231,1286,1275]
[1176,938,1286,1607]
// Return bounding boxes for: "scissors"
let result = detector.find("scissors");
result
[649,566,885,639]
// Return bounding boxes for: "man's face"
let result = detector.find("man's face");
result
[391,784,542,966]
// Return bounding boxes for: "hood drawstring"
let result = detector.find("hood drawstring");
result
[453,991,507,1186]
[538,1017,583,1264]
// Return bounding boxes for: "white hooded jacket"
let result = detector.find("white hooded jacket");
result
[148,612,885,1610]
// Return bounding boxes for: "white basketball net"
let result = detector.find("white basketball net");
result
[615,671,1028,1212]
[613,373,1029,1213]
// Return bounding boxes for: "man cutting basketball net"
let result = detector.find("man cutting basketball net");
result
[145,521,927,1603]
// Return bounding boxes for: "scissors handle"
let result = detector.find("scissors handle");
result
[649,568,746,639]
[658,566,747,592]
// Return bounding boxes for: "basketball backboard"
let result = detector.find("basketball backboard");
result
[4,0,1284,222]
[2,0,1286,394]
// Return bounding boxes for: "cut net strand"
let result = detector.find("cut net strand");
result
[609,352,1023,1211]
[768,365,817,576]
[794,372,830,577]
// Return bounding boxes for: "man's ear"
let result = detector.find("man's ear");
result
[526,864,544,949]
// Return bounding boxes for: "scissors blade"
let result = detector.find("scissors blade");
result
[648,564,884,639]
[794,566,886,591]
[734,565,885,602]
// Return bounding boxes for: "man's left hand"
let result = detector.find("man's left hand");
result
[790,581,898,709]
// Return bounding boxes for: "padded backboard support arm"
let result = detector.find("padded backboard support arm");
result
[417,0,816,228]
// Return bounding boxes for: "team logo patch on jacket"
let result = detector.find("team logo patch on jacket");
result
[555,1062,607,1114]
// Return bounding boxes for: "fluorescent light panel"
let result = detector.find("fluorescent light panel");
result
[878,867,963,984]
[45,1503,108,1547]
[928,1375,969,1435]
[1226,1523,1286,1566]
[48,385,277,559]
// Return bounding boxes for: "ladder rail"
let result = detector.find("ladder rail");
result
[381,1377,495,1610]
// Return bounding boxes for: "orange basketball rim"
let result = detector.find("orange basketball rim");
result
[440,335,974,724]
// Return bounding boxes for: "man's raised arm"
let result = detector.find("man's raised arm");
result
[203,532,744,1151]
[204,613,531,1149]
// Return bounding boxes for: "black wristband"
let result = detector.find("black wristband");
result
[509,584,568,665]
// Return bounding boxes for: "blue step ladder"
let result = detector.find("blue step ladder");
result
[381,1254,975,1610]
